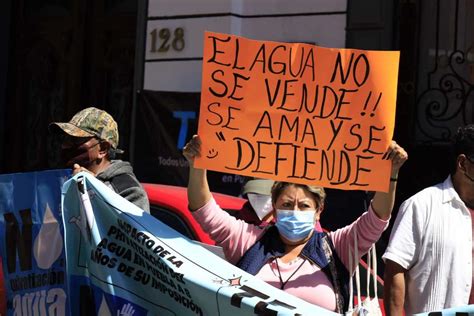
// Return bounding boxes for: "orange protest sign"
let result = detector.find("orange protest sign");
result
[195,32,400,192]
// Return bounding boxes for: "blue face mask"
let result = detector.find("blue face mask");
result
[275,209,316,243]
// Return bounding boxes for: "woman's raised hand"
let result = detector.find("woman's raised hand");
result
[383,140,408,175]
[183,135,202,167]
[183,135,211,210]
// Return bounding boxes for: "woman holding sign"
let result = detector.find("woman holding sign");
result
[183,135,407,313]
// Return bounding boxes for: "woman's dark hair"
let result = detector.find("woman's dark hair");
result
[271,182,326,208]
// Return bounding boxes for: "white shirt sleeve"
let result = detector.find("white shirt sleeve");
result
[382,198,424,269]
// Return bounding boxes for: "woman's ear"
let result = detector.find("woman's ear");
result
[315,211,321,221]
[264,211,276,223]
[269,205,277,218]
[315,203,324,221]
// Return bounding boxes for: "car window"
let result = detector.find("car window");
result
[150,206,198,240]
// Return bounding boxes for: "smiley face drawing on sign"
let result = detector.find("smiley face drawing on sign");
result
[207,131,227,159]
[207,148,218,159]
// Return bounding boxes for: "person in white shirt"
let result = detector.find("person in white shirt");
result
[383,124,474,315]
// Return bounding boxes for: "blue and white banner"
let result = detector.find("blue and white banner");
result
[3,170,473,316]
[62,172,338,316]
[0,169,71,316]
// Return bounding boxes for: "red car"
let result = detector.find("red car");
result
[143,183,386,314]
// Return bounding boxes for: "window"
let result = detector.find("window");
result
[150,206,197,240]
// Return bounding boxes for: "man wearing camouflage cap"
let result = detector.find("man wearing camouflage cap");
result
[50,107,150,212]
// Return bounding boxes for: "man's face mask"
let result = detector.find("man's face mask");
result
[61,137,100,168]
[247,193,273,220]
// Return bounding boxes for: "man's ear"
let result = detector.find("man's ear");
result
[458,154,468,172]
[98,141,111,159]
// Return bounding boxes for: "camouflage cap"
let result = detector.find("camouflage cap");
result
[50,107,123,152]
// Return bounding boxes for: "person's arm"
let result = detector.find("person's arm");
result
[183,135,212,210]
[183,135,264,263]
[371,141,408,220]
[330,141,408,270]
[384,259,407,316]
